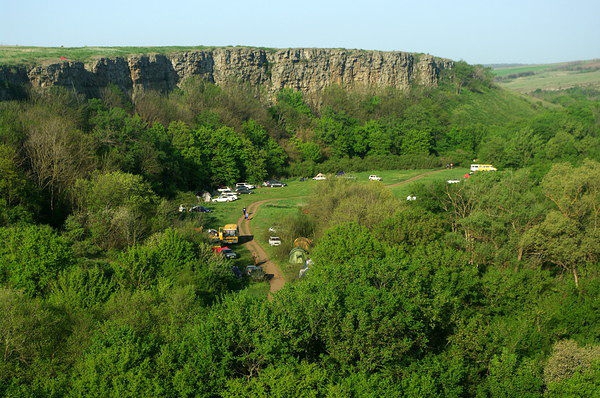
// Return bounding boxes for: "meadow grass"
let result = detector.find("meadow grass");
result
[176,168,471,283]
[0,45,219,66]
[492,64,555,78]
[388,167,470,197]
[493,60,600,93]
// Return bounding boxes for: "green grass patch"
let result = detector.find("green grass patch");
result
[250,197,308,281]
[0,45,281,66]
[388,168,470,197]
[175,168,473,282]
[493,60,600,93]
[241,279,271,298]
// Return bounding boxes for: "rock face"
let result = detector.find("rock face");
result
[0,48,453,101]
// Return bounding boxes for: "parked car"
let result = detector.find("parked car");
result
[235,186,254,194]
[263,180,286,187]
[190,205,212,213]
[269,236,282,246]
[245,265,266,280]
[236,182,255,190]
[220,247,238,259]
[222,192,239,200]
[447,179,461,184]
[212,195,235,203]
[231,265,243,278]
[212,246,238,259]
[369,175,382,181]
[313,173,326,180]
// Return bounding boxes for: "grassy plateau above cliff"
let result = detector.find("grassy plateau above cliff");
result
[0,45,223,66]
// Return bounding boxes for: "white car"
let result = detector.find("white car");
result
[222,192,239,200]
[268,236,281,246]
[369,175,382,181]
[212,195,235,203]
[313,174,326,180]
[447,179,461,184]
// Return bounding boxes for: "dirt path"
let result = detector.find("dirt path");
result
[237,169,445,294]
[237,199,286,294]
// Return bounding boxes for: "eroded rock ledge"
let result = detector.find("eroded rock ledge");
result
[0,48,453,101]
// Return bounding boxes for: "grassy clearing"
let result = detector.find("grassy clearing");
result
[499,69,600,93]
[388,167,469,197]
[180,168,462,282]
[176,169,462,237]
[493,60,600,93]
[250,198,307,282]
[493,64,555,78]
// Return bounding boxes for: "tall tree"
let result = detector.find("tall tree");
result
[522,160,600,287]
[23,111,95,215]
[72,171,158,250]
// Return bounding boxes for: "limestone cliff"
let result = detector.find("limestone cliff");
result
[0,48,453,101]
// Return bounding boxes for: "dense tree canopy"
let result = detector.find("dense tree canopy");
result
[0,72,599,396]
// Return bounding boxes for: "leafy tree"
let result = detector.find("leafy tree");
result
[241,120,287,180]
[315,109,359,159]
[0,144,39,225]
[545,131,579,161]
[69,321,163,398]
[168,120,211,190]
[0,288,71,397]
[296,139,323,163]
[484,349,543,397]
[203,126,244,185]
[306,179,399,234]
[502,128,544,168]
[223,361,331,398]
[441,61,494,94]
[270,88,313,131]
[543,339,600,397]
[522,160,600,287]
[72,171,158,250]
[0,224,74,296]
[460,169,547,266]
[48,261,116,319]
[22,109,95,217]
[364,119,394,156]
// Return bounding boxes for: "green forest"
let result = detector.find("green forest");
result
[0,60,599,397]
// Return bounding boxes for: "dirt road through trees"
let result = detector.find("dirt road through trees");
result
[237,199,286,294]
[237,169,444,294]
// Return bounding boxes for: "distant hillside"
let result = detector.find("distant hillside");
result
[492,59,600,93]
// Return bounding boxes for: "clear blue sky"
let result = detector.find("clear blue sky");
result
[2,0,599,65]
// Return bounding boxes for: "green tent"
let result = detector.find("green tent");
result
[289,247,308,264]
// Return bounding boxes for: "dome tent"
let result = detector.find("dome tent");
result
[289,247,308,264]
[293,237,312,251]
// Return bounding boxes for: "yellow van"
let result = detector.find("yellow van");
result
[470,164,497,172]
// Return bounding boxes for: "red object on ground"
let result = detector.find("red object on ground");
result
[212,246,230,253]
